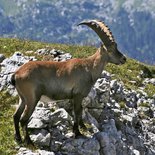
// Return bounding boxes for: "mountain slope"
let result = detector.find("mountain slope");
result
[0,38,155,154]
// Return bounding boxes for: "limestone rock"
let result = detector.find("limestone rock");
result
[2,51,154,155]
[30,129,51,147]
[17,147,55,155]
[61,138,100,155]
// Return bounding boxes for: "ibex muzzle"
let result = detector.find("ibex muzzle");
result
[105,43,126,65]
[12,19,126,145]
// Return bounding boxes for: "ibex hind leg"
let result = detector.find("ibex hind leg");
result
[20,94,41,145]
[13,97,25,144]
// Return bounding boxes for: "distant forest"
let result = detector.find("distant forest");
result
[0,0,155,64]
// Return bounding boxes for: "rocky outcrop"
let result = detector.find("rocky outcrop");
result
[0,49,155,155]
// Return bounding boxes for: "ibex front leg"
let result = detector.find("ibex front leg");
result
[72,95,85,137]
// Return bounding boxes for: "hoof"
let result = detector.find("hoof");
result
[74,130,83,138]
[15,135,22,144]
[75,132,88,139]
[24,137,34,146]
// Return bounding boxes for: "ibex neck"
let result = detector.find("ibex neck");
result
[88,48,108,82]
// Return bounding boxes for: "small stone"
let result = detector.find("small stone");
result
[28,118,47,128]
[30,129,51,147]
[49,108,72,127]
[37,150,55,155]
[50,49,58,56]
[25,50,34,54]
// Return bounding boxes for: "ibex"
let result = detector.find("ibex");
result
[11,20,126,144]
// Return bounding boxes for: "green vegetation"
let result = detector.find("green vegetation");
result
[106,58,155,92]
[144,84,155,97]
[138,102,150,108]
[0,91,18,155]
[0,38,155,154]
[119,101,126,109]
[0,38,96,58]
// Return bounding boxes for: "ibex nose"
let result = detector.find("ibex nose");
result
[120,55,126,64]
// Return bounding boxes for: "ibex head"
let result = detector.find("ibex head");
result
[78,20,126,65]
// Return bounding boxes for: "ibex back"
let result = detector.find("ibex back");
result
[11,20,126,144]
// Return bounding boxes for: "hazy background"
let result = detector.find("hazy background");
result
[0,0,155,64]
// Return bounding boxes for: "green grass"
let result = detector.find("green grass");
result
[0,91,18,155]
[119,101,126,109]
[0,38,96,58]
[138,102,150,108]
[106,58,155,91]
[0,38,155,154]
[144,84,155,97]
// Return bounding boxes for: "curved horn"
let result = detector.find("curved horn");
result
[78,20,115,47]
